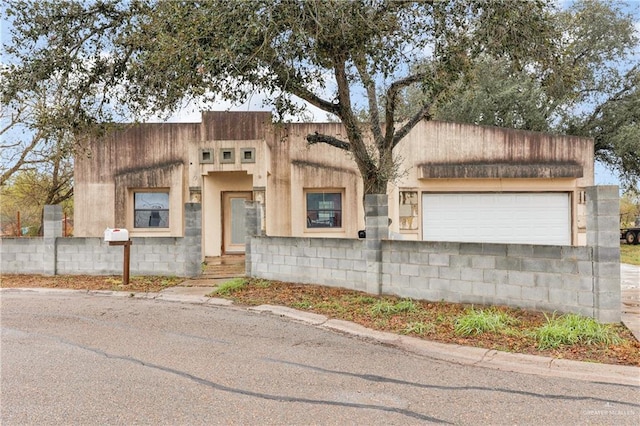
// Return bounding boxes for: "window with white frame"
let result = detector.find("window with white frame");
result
[134,191,169,228]
[306,190,342,228]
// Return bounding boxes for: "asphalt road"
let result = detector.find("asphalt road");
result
[1,291,639,425]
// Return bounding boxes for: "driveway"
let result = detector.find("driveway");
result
[621,263,640,340]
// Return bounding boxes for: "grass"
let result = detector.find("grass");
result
[620,244,640,265]
[532,313,623,349]
[101,275,181,290]
[208,278,248,296]
[454,307,519,336]
[371,298,417,315]
[402,322,434,336]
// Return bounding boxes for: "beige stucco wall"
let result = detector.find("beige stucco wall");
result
[272,122,365,238]
[391,120,594,245]
[74,123,198,237]
[73,182,115,236]
[74,113,594,249]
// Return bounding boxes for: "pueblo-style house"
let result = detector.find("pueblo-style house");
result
[74,111,594,258]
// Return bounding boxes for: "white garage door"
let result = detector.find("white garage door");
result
[422,193,570,245]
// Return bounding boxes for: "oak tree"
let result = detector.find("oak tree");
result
[3,0,557,195]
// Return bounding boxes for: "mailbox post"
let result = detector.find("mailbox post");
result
[104,228,132,285]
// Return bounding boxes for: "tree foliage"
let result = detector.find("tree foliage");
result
[3,0,558,195]
[414,0,639,189]
[0,169,73,236]
[1,74,76,233]
[620,189,640,227]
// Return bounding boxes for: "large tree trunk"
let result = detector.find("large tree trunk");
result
[359,146,394,195]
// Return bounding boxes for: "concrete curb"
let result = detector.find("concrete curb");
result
[2,287,639,387]
[249,305,328,325]
[242,301,639,387]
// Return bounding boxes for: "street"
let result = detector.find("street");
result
[1,291,638,425]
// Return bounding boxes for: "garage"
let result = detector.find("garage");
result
[422,192,571,245]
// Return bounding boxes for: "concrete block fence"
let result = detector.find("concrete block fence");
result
[247,187,621,323]
[381,241,596,317]
[246,236,600,318]
[1,204,201,277]
[1,187,621,323]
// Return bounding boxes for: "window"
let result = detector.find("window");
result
[399,191,419,230]
[220,148,235,164]
[200,149,214,164]
[306,191,342,228]
[240,148,256,163]
[134,192,169,228]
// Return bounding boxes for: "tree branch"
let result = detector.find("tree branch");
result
[0,130,45,186]
[581,64,639,130]
[270,60,340,115]
[384,72,430,147]
[306,132,350,151]
[354,55,384,147]
[393,102,433,148]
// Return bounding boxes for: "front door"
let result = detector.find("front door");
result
[222,192,252,254]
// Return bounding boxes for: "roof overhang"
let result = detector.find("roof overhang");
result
[418,162,584,179]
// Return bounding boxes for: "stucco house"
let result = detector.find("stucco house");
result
[74,111,594,258]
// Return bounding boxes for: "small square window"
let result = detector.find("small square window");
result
[134,192,169,228]
[200,149,214,164]
[241,148,256,163]
[306,190,342,229]
[220,148,235,164]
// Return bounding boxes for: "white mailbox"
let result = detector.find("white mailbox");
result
[104,228,129,242]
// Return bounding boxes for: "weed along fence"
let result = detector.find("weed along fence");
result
[0,204,202,278]
[246,187,621,323]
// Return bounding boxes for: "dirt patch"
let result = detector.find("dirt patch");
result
[0,274,183,293]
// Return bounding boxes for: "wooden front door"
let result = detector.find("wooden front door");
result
[222,192,252,254]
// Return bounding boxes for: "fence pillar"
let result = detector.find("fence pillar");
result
[586,186,621,323]
[245,200,263,277]
[364,194,388,295]
[182,203,202,277]
[43,205,63,275]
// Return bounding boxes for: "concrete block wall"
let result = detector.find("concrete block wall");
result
[364,194,388,295]
[381,240,595,317]
[248,236,367,290]
[246,237,596,317]
[43,205,63,274]
[0,238,46,274]
[54,237,192,276]
[1,203,202,278]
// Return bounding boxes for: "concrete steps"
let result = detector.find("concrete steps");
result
[202,256,245,279]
